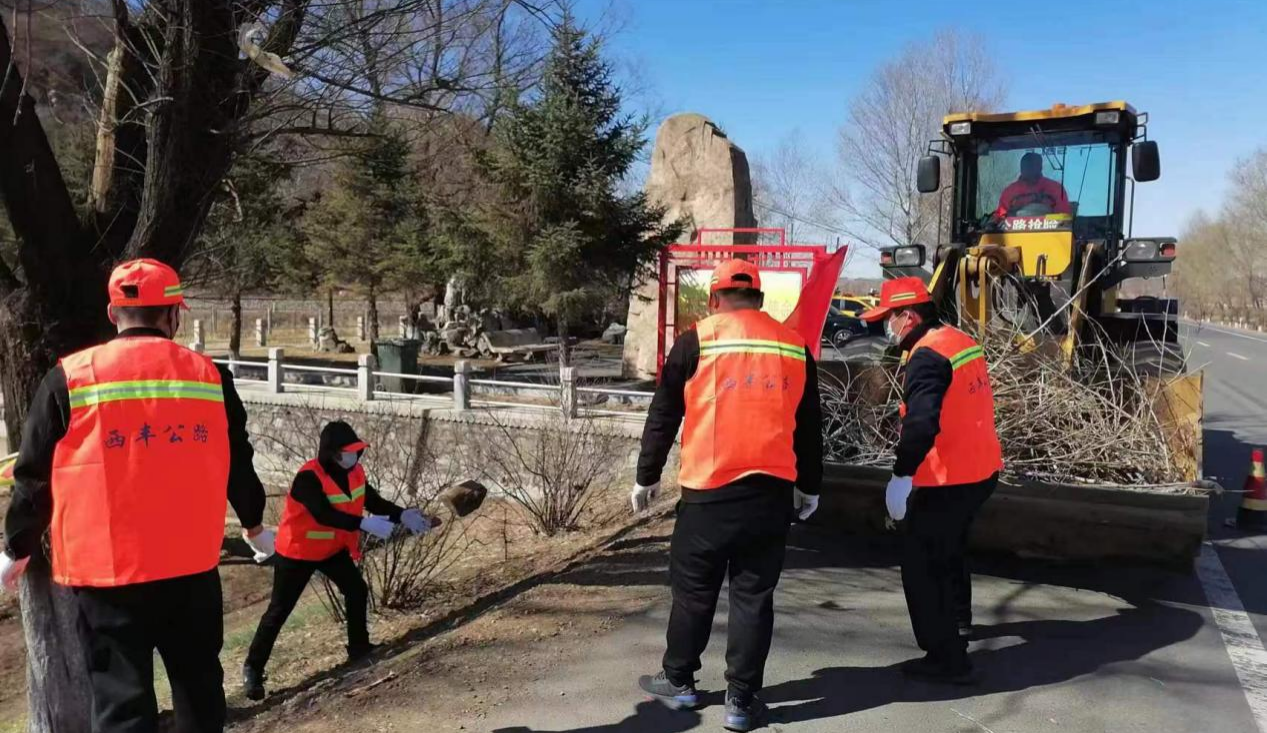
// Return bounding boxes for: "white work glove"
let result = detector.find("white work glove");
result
[360,515,395,540]
[0,554,29,593]
[243,528,275,563]
[793,489,820,521]
[400,508,432,536]
[886,476,914,521]
[630,482,660,513]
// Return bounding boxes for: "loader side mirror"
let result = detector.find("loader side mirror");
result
[1133,141,1160,182]
[916,156,941,193]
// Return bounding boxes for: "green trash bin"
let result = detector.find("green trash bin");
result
[374,339,420,394]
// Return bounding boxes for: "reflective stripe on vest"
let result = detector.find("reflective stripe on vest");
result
[275,460,367,561]
[900,326,1003,487]
[50,338,230,587]
[68,380,224,408]
[679,310,807,490]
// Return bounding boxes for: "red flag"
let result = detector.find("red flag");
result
[783,247,848,360]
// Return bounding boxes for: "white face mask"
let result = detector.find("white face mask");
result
[335,451,359,470]
[885,314,907,345]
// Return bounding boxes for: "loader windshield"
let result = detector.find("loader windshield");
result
[971,131,1119,235]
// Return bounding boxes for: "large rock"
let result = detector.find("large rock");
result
[622,113,757,379]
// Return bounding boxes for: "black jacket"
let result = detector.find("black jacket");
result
[637,325,824,503]
[289,420,405,531]
[4,328,267,560]
[892,321,954,478]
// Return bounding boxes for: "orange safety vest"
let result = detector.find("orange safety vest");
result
[679,310,807,490]
[900,326,1003,487]
[50,337,230,587]
[275,459,367,561]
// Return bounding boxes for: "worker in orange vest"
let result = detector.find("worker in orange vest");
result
[994,152,1072,218]
[861,276,1003,685]
[0,259,274,733]
[632,259,822,732]
[242,420,439,701]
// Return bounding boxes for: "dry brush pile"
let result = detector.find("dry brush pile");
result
[822,325,1196,489]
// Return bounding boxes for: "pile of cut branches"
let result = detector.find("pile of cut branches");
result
[821,323,1193,488]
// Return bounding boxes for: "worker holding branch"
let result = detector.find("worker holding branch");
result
[632,259,823,732]
[0,259,274,733]
[242,420,439,701]
[861,276,1002,685]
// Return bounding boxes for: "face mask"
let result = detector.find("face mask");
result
[335,451,359,470]
[886,314,906,345]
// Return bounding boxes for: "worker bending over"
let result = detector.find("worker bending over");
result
[242,420,438,700]
[1,259,274,733]
[632,259,823,732]
[861,277,1002,684]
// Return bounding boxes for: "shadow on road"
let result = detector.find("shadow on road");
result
[762,599,1205,725]
[491,700,702,733]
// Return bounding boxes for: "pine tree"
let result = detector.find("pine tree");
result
[465,17,683,365]
[194,152,296,358]
[301,122,432,342]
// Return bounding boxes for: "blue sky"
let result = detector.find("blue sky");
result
[575,0,1267,275]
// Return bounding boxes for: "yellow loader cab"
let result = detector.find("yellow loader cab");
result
[881,102,1202,480]
[881,101,1183,373]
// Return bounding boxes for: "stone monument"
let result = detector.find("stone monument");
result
[621,113,757,379]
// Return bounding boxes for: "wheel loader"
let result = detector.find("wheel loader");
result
[878,101,1203,484]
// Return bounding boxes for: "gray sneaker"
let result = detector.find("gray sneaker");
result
[638,671,699,710]
[724,692,768,732]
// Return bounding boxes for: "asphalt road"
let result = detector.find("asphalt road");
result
[471,322,1267,733]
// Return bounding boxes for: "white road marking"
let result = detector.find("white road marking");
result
[1198,341,1212,348]
[1197,544,1267,731]
[1195,323,1267,346]
[1229,352,1251,361]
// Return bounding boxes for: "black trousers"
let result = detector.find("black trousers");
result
[662,491,792,698]
[74,569,225,733]
[901,474,998,666]
[245,550,368,671]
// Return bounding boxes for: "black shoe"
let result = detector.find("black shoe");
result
[347,642,381,662]
[637,671,699,711]
[242,664,266,701]
[958,621,974,640]
[900,655,978,685]
[724,692,768,732]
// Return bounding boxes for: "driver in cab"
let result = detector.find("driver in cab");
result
[995,152,1071,218]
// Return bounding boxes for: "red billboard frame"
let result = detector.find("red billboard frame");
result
[656,228,830,379]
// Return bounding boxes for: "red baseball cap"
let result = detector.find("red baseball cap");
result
[860,276,931,322]
[710,259,762,293]
[343,440,369,452]
[108,259,188,309]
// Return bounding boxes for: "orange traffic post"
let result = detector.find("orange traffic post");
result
[1236,448,1267,531]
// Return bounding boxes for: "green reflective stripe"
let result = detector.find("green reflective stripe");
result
[949,346,985,370]
[306,531,336,540]
[68,380,223,408]
[164,285,184,296]
[326,487,365,505]
[889,292,919,303]
[699,339,806,360]
[700,346,806,361]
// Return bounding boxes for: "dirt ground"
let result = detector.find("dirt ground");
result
[228,515,675,733]
[0,491,650,732]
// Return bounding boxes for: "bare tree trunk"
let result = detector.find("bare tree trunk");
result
[368,284,380,342]
[327,288,335,328]
[19,554,92,733]
[229,289,243,359]
[556,315,571,368]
